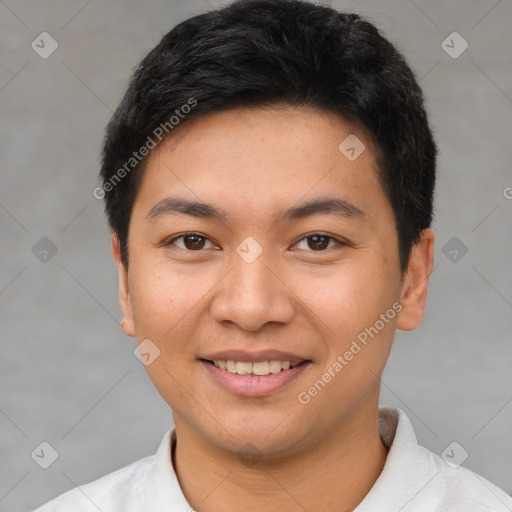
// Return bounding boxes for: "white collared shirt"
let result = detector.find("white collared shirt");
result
[33,407,512,511]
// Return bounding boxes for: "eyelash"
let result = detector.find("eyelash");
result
[164,232,345,252]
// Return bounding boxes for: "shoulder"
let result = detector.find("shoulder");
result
[418,445,512,511]
[32,454,155,512]
[367,408,512,511]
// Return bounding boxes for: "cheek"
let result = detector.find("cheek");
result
[303,268,398,409]
[300,263,397,339]
[130,253,197,305]
[128,263,193,344]
[129,267,197,394]
[131,273,172,330]
[128,261,222,360]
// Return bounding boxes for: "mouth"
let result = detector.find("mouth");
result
[199,358,312,396]
[203,358,304,375]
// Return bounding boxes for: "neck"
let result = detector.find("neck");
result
[172,400,388,512]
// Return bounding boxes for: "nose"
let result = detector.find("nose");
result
[210,252,296,332]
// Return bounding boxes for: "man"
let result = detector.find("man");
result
[34,0,512,510]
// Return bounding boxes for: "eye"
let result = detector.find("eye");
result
[164,232,344,252]
[293,233,344,251]
[165,232,217,251]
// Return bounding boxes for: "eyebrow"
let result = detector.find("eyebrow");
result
[145,196,366,224]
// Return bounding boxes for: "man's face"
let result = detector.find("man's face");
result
[115,106,423,457]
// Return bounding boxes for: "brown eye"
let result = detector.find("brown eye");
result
[166,233,216,251]
[293,234,342,252]
[183,234,206,250]
[307,235,330,251]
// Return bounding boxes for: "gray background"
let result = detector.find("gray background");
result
[1,0,511,510]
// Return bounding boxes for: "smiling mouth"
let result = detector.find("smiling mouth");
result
[201,359,309,376]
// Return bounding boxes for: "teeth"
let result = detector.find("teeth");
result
[269,360,282,373]
[211,359,302,376]
[236,361,253,374]
[252,361,269,375]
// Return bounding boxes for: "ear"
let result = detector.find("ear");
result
[111,234,136,337]
[396,228,435,331]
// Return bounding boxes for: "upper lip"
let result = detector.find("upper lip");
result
[199,350,309,363]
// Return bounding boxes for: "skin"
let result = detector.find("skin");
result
[112,105,434,512]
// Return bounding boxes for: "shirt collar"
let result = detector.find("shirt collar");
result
[148,428,193,510]
[354,407,440,511]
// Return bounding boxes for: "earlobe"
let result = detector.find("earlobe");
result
[111,234,136,337]
[396,228,435,332]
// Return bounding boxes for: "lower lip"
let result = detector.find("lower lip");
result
[199,360,311,397]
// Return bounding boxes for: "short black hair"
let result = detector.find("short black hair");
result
[100,0,437,272]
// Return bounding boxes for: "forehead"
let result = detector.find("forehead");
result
[133,106,390,224]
